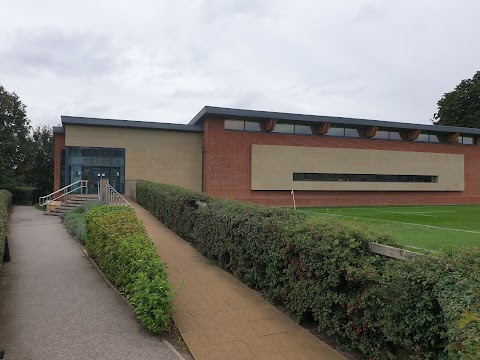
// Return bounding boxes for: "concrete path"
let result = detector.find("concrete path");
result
[131,202,346,360]
[0,206,182,360]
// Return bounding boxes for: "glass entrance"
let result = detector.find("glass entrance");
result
[66,147,125,194]
[90,167,111,194]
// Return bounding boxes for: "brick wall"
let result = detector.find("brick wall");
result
[203,118,480,207]
[53,132,65,191]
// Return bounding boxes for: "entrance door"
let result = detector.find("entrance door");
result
[111,167,123,193]
[90,167,111,194]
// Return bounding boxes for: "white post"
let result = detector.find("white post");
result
[291,189,296,210]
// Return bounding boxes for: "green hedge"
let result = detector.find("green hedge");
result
[0,190,13,271]
[191,199,306,298]
[136,180,211,239]
[85,205,173,333]
[137,181,480,359]
[62,202,102,245]
[2,186,38,205]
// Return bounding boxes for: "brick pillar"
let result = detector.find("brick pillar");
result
[53,132,65,191]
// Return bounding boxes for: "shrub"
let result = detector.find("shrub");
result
[0,190,13,271]
[84,205,172,333]
[278,217,396,357]
[137,181,480,358]
[62,201,102,244]
[192,199,306,296]
[136,180,211,238]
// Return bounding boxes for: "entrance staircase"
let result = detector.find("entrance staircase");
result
[40,179,129,216]
[44,194,99,216]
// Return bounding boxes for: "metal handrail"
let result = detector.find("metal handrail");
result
[105,183,130,206]
[39,180,89,206]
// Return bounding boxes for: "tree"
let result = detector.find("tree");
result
[27,126,54,195]
[433,71,480,128]
[0,84,32,186]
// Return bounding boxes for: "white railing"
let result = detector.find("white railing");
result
[39,180,89,206]
[102,182,130,206]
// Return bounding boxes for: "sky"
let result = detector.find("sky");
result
[1,0,479,128]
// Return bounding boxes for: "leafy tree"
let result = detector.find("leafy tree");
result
[27,125,54,195]
[433,71,480,128]
[0,84,32,186]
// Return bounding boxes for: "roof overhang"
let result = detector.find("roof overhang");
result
[61,116,203,133]
[189,106,480,136]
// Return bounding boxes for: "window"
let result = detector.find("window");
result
[245,121,261,132]
[345,128,360,137]
[326,127,345,136]
[272,123,294,133]
[293,173,438,183]
[224,120,244,130]
[222,117,476,145]
[389,132,401,140]
[461,136,474,145]
[415,134,441,143]
[224,119,262,132]
[294,125,313,134]
[416,133,429,142]
[65,147,125,194]
[428,134,439,143]
[375,130,389,139]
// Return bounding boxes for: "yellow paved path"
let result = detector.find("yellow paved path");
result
[131,201,346,360]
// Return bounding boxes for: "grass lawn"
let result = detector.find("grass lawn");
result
[301,204,480,252]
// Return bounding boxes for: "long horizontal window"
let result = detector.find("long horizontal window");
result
[293,173,438,183]
[224,120,476,145]
[224,119,261,132]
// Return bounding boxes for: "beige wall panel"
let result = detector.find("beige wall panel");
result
[66,125,202,191]
[251,144,464,191]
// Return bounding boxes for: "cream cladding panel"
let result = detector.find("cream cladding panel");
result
[66,125,202,191]
[251,144,464,191]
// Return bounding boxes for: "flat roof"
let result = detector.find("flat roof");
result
[61,116,203,133]
[59,107,480,136]
[189,106,480,136]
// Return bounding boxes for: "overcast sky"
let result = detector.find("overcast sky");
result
[1,0,479,128]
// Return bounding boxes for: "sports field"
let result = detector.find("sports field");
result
[302,205,480,252]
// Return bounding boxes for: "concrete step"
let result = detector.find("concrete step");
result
[62,199,96,206]
[72,195,99,199]
[44,196,100,216]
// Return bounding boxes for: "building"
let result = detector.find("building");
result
[53,106,480,207]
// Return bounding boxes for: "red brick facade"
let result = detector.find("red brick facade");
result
[53,132,65,191]
[202,118,480,207]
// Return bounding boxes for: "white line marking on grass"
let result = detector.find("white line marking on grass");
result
[307,211,480,235]
[376,211,437,217]
[405,245,439,253]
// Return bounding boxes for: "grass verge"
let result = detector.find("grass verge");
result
[303,205,480,251]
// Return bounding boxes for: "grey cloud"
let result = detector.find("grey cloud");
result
[1,0,479,128]
[0,29,120,78]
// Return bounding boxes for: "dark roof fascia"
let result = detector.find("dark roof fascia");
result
[61,116,204,133]
[189,106,480,136]
[53,126,64,134]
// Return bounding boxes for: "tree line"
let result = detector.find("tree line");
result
[0,83,54,196]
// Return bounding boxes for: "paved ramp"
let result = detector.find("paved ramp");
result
[0,206,182,360]
[131,201,346,360]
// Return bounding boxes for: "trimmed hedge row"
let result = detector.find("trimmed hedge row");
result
[136,181,211,239]
[137,181,480,359]
[2,186,39,205]
[61,202,102,245]
[0,190,13,271]
[85,205,173,333]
